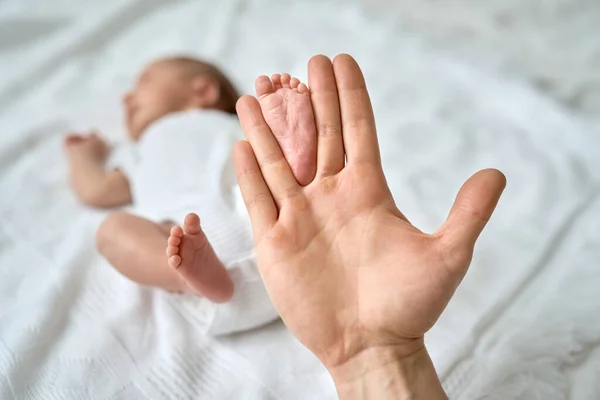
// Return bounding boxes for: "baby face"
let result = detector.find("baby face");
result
[123,61,193,141]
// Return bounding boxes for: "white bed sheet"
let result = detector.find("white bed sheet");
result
[1,0,599,398]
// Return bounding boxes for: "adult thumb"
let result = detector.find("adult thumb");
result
[436,169,506,271]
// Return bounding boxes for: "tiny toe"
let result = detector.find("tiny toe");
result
[170,225,184,238]
[280,73,291,87]
[255,75,274,97]
[166,245,179,257]
[297,82,309,94]
[168,236,181,246]
[169,255,182,269]
[183,213,202,235]
[271,73,282,89]
[289,77,300,89]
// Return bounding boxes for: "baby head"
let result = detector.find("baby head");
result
[123,57,239,141]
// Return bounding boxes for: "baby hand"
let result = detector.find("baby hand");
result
[64,132,109,161]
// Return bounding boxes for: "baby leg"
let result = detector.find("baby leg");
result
[96,211,188,293]
[167,213,234,303]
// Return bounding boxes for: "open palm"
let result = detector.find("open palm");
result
[234,54,506,371]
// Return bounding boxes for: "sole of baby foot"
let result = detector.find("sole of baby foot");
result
[166,213,234,303]
[255,73,316,186]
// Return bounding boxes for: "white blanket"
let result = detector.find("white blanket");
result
[1,0,599,398]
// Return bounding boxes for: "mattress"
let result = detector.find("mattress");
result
[1,0,599,398]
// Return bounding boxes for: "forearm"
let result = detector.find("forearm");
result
[68,151,106,197]
[68,152,131,207]
[329,345,447,400]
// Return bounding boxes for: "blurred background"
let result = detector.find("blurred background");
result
[1,0,599,399]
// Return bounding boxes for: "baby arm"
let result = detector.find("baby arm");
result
[65,133,132,208]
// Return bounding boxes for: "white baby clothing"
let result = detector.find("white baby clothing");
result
[110,109,279,335]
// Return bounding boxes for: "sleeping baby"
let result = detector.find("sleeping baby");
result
[64,56,317,334]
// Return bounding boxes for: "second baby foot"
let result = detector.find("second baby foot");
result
[255,73,317,186]
[167,213,234,303]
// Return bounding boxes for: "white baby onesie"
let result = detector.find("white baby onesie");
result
[111,109,278,335]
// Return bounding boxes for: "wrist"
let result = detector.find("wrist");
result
[67,149,104,165]
[328,342,447,400]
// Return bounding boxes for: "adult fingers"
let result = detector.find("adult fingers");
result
[233,140,278,240]
[308,55,345,177]
[435,169,507,273]
[332,54,380,166]
[236,95,301,208]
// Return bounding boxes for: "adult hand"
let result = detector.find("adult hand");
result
[234,54,506,398]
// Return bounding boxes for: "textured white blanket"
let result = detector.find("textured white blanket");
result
[1,0,599,399]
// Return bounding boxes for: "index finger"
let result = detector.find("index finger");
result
[233,140,278,241]
[236,95,300,208]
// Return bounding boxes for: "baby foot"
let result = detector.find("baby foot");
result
[255,73,317,186]
[167,213,234,303]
